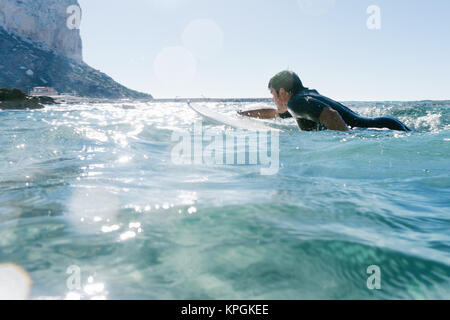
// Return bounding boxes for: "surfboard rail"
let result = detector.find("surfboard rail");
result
[187,102,280,132]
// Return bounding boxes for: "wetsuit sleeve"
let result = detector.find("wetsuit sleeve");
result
[288,95,329,123]
[278,111,292,119]
[295,118,323,131]
[278,110,323,130]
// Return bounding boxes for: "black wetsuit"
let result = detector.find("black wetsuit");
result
[278,88,410,132]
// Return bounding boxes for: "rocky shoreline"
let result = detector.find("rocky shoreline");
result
[0,88,57,110]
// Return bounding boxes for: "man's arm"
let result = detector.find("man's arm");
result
[319,108,350,132]
[238,109,279,119]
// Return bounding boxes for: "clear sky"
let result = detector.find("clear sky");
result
[78,0,450,100]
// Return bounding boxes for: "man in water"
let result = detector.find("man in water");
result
[239,71,410,132]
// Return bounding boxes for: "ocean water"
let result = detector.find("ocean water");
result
[0,100,449,300]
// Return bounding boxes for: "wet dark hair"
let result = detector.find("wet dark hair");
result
[268,70,304,96]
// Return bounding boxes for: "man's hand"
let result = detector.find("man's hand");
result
[319,108,350,132]
[238,109,279,119]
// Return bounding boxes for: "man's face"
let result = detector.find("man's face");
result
[270,88,288,113]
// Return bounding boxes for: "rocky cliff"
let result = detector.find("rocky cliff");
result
[0,0,83,62]
[0,0,152,99]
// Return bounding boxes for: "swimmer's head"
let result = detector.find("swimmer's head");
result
[268,70,304,96]
[269,70,304,113]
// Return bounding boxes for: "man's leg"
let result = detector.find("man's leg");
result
[367,116,411,131]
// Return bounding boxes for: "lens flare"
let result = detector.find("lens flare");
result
[68,188,120,234]
[0,264,31,300]
[297,0,336,16]
[182,19,224,59]
[153,46,197,86]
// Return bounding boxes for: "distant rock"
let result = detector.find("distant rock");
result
[33,95,57,105]
[0,88,27,101]
[0,88,56,110]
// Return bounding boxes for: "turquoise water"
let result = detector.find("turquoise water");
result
[0,100,449,299]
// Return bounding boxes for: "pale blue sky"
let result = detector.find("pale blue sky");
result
[78,0,450,100]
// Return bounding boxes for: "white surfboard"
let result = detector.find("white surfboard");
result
[188,102,280,132]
